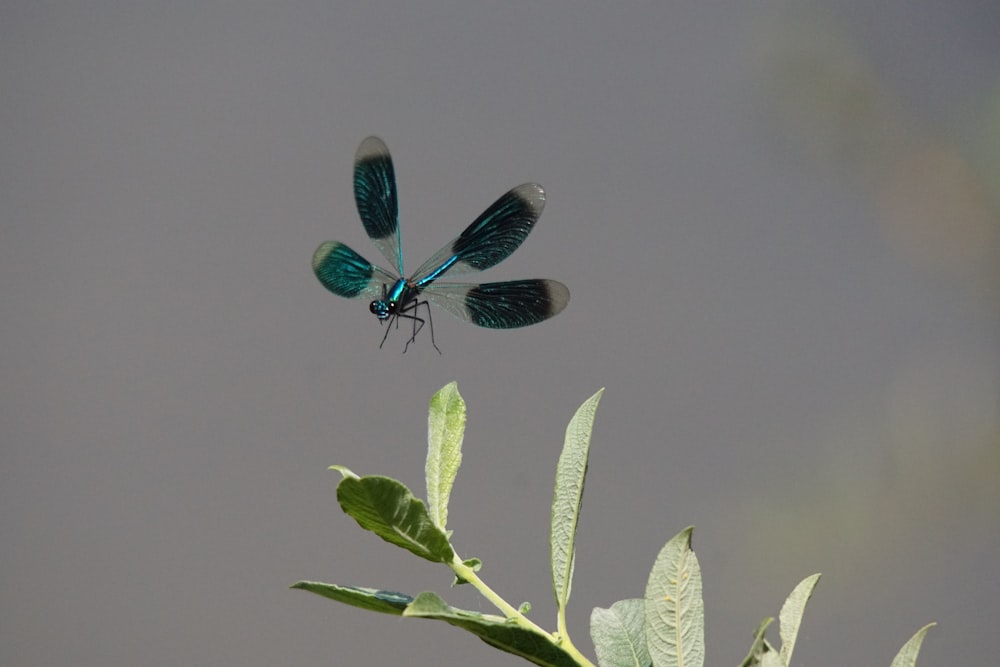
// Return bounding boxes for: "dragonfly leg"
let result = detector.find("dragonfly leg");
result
[396,299,440,354]
[377,316,395,349]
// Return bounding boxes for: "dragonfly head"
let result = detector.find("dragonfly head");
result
[369,300,397,320]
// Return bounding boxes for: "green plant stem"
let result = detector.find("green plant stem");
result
[554,627,592,667]
[557,608,574,658]
[449,555,543,629]
[449,554,596,667]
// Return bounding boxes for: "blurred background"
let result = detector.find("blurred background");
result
[2,1,997,665]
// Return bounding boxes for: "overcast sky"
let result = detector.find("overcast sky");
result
[2,2,998,666]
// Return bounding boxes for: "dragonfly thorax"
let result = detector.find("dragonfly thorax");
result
[370,279,417,320]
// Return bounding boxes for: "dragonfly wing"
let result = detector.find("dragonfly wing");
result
[422,279,569,329]
[312,241,398,301]
[354,136,404,275]
[411,183,546,284]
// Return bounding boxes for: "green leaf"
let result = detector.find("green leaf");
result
[737,617,773,667]
[760,650,784,667]
[404,591,580,667]
[552,388,605,614]
[329,464,359,479]
[426,382,466,532]
[644,526,705,667]
[889,623,936,667]
[291,581,413,614]
[590,599,650,667]
[777,573,820,666]
[336,475,454,563]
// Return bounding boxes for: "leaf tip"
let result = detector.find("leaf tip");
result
[329,465,359,479]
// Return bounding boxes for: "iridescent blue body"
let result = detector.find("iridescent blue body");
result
[312,136,570,351]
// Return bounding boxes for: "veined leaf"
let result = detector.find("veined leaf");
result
[426,382,466,532]
[404,592,579,667]
[889,623,936,667]
[737,617,773,667]
[590,599,650,667]
[291,581,412,614]
[336,475,454,563]
[778,573,820,666]
[551,388,604,614]
[644,527,704,667]
[760,650,783,667]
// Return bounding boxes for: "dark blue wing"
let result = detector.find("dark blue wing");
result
[410,183,546,286]
[421,279,569,329]
[312,241,398,301]
[354,136,403,275]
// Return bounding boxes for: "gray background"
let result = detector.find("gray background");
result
[3,2,998,665]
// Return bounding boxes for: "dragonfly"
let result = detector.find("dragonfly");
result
[312,136,570,352]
